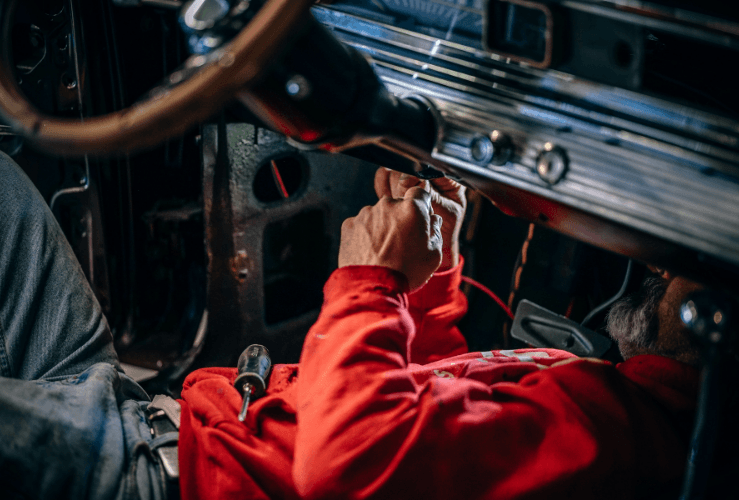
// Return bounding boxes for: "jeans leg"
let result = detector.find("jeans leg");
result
[0,155,163,500]
[0,363,159,500]
[0,151,121,380]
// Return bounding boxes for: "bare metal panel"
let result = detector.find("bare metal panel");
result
[201,123,378,365]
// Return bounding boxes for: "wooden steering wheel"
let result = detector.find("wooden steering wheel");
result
[0,0,315,156]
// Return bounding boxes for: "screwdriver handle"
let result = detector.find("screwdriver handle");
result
[234,344,272,400]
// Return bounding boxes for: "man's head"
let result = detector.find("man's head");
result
[606,269,703,366]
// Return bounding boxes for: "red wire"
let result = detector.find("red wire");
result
[461,275,515,320]
[270,160,290,199]
[564,297,576,319]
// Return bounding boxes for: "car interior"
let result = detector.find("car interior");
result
[0,0,737,497]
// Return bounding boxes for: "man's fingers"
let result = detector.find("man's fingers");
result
[376,167,442,201]
[374,167,393,199]
[396,173,423,198]
[429,176,459,192]
[405,185,431,202]
[375,168,421,198]
[405,186,433,214]
[429,176,466,203]
[431,214,443,245]
[341,215,355,232]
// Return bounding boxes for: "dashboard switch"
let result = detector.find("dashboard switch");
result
[536,143,568,184]
[489,130,513,166]
[470,135,494,164]
[470,131,513,166]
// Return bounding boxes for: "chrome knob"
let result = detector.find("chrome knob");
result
[536,143,568,184]
[470,135,494,164]
[469,130,513,166]
[489,130,513,166]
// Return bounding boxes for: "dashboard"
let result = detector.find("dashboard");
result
[315,0,739,287]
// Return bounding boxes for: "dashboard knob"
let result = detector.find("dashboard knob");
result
[470,135,494,164]
[536,143,568,184]
[469,130,513,166]
[489,130,513,166]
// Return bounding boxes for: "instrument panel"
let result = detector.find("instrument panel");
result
[316,0,739,284]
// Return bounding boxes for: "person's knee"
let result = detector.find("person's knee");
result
[1,151,31,189]
[0,151,48,221]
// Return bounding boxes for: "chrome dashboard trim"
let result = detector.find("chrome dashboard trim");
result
[315,6,739,268]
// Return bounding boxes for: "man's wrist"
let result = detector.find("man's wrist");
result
[329,264,409,289]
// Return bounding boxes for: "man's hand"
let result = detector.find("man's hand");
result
[374,168,466,271]
[339,186,443,290]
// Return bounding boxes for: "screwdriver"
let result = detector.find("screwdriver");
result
[234,344,272,422]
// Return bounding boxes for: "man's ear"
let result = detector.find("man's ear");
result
[647,265,673,280]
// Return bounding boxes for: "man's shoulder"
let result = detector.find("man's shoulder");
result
[616,354,700,411]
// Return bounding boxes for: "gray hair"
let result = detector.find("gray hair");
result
[606,276,701,365]
[606,277,667,360]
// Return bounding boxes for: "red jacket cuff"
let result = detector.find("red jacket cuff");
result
[324,266,410,302]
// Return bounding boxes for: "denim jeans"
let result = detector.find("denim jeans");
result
[0,152,165,500]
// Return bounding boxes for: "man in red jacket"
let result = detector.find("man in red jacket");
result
[178,168,701,500]
[0,154,700,500]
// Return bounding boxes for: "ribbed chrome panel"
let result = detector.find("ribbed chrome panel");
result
[315,6,739,267]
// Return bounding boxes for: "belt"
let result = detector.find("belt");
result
[146,395,181,500]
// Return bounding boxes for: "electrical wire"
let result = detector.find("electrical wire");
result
[270,160,290,199]
[580,259,633,328]
[501,223,535,346]
[507,223,535,314]
[461,275,514,320]
[564,297,576,319]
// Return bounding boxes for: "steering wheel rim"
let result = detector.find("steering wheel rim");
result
[0,0,315,156]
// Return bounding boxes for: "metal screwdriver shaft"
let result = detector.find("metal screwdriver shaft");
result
[238,385,252,422]
[234,345,271,422]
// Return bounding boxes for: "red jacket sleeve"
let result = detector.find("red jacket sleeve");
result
[406,259,468,364]
[293,267,694,500]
